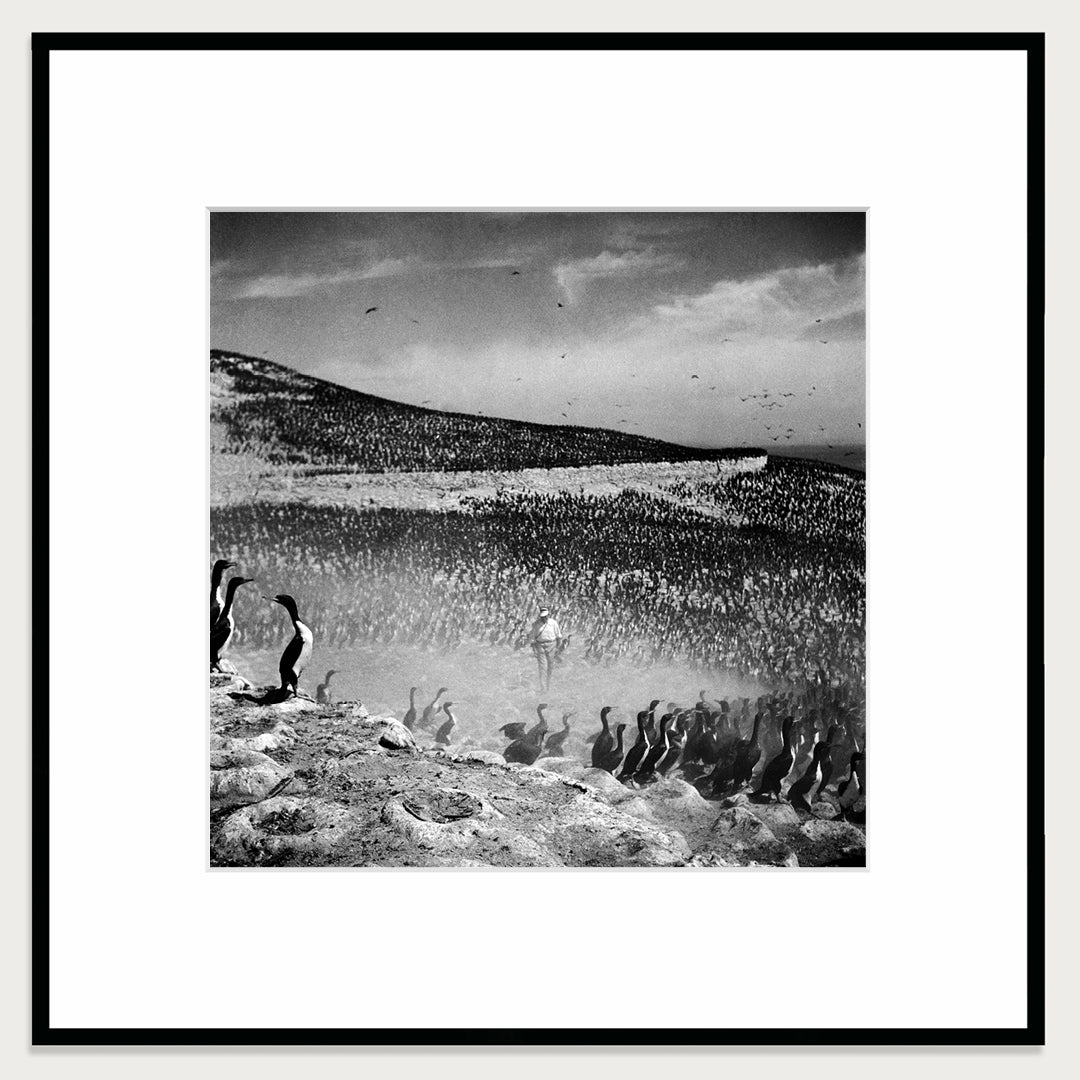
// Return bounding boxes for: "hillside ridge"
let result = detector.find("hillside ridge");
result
[210,349,765,474]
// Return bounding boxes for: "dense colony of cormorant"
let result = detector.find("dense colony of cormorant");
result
[211,553,865,824]
[211,456,864,691]
[211,351,763,473]
[209,344,866,828]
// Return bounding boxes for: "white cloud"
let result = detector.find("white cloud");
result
[653,254,866,338]
[226,250,539,300]
[228,257,417,300]
[553,249,685,302]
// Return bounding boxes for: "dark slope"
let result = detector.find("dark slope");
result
[210,350,761,473]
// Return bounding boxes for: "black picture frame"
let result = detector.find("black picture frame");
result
[31,30,1045,1047]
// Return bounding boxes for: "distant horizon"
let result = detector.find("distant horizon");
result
[211,211,865,449]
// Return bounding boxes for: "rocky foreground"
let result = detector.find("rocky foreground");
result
[210,674,865,869]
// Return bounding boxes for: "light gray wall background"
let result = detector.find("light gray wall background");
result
[3,1,1070,1077]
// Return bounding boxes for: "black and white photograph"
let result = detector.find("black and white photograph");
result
[208,210,867,868]
[34,28,1045,1046]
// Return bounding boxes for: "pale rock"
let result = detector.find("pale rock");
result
[212,796,351,865]
[209,748,291,809]
[535,756,587,779]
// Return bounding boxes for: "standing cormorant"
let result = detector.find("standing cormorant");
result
[752,716,798,803]
[210,575,253,669]
[420,687,449,729]
[210,559,236,628]
[617,712,652,783]
[434,702,457,746]
[816,724,840,801]
[266,594,313,696]
[658,714,688,776]
[704,713,743,796]
[787,741,830,814]
[594,724,627,774]
[837,751,865,820]
[403,687,418,730]
[316,669,338,704]
[590,706,615,767]
[528,703,550,736]
[542,713,573,757]
[635,713,673,783]
[644,699,662,741]
[731,713,763,790]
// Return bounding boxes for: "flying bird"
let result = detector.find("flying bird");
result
[819,340,829,344]
[411,318,420,324]
[691,375,699,379]
[365,306,378,315]
[557,302,564,308]
[510,270,521,276]
[815,318,823,323]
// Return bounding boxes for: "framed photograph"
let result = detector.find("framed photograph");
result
[35,32,1044,1045]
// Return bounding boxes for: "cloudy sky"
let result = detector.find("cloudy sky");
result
[210,211,865,448]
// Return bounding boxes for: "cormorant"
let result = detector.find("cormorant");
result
[403,687,418,730]
[635,714,673,782]
[594,723,627,774]
[504,723,547,765]
[752,716,798,803]
[316,669,338,704]
[528,703,550,737]
[542,713,573,757]
[210,558,236,628]
[420,687,449,729]
[434,702,457,746]
[837,752,865,820]
[617,712,652,783]
[590,706,615,768]
[787,741,830,814]
[658,714,688,776]
[266,594,313,696]
[210,575,253,669]
[731,713,763,790]
[816,724,840,800]
[644,700,662,741]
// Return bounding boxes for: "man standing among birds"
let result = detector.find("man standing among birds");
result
[527,605,564,692]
